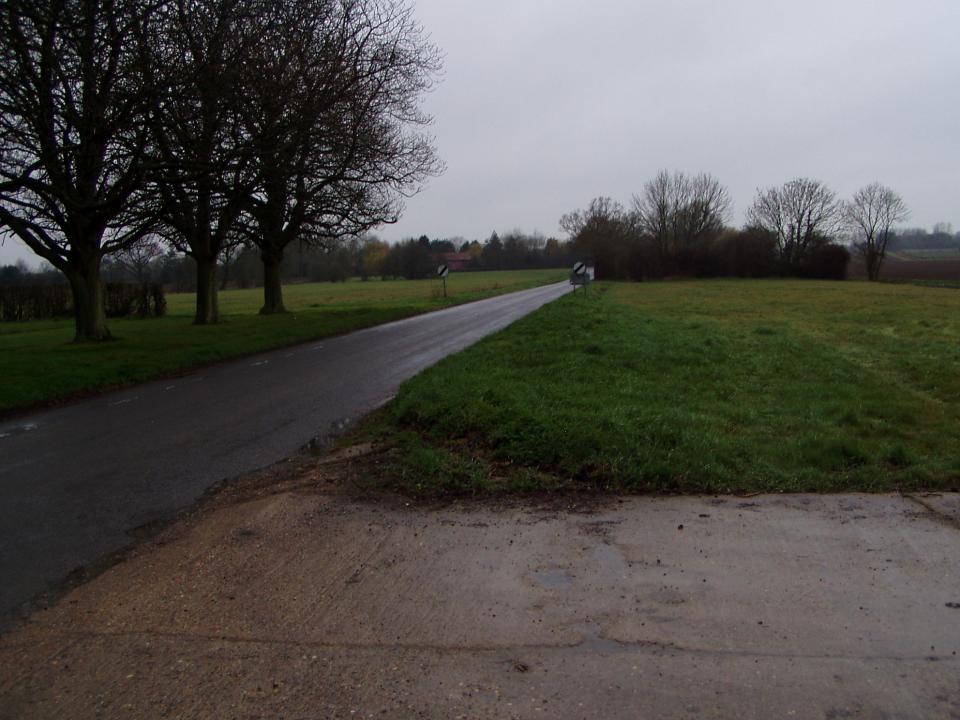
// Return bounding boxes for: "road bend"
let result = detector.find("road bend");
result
[0,281,571,621]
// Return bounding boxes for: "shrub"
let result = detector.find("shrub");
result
[798,243,850,280]
[719,228,779,278]
[103,283,167,318]
[0,285,71,321]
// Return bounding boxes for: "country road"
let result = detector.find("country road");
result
[0,280,571,622]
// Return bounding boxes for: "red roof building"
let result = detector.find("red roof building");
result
[440,252,474,271]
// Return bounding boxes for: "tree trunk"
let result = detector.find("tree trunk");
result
[870,253,884,281]
[865,249,881,282]
[220,255,231,290]
[194,254,219,324]
[65,259,111,342]
[260,250,286,314]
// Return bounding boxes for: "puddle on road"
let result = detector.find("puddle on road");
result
[574,622,631,654]
[592,542,629,582]
[531,568,573,590]
[531,543,629,591]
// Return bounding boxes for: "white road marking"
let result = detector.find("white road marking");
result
[0,422,39,439]
[164,385,176,391]
[251,360,269,367]
[310,344,324,351]
[109,397,138,407]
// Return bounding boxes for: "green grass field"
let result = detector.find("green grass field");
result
[887,248,960,261]
[0,269,566,413]
[367,279,960,495]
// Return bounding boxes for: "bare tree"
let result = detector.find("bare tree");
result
[632,170,731,270]
[114,236,163,283]
[560,197,635,279]
[747,178,842,269]
[845,183,909,281]
[142,0,258,324]
[239,0,443,314]
[0,0,159,340]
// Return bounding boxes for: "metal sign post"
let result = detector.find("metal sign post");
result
[437,264,449,297]
[570,261,589,293]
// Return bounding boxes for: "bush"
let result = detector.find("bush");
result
[719,228,779,278]
[104,283,167,318]
[798,243,850,280]
[0,285,71,321]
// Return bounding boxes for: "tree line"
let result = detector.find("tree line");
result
[562,173,911,282]
[0,226,580,291]
[0,0,441,340]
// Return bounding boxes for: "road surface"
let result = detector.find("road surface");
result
[0,281,571,622]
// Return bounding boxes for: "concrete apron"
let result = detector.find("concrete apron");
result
[1,492,958,719]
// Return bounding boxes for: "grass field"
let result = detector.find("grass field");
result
[365,279,960,495]
[0,269,566,413]
[887,248,960,261]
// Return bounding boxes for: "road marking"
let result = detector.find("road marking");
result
[310,344,324,351]
[109,397,138,407]
[0,422,39,440]
[250,360,269,367]
[164,385,176,391]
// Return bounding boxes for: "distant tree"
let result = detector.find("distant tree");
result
[633,171,731,273]
[0,262,26,286]
[0,0,160,340]
[747,178,842,270]
[114,236,164,283]
[382,237,433,278]
[844,183,909,281]
[361,237,390,279]
[219,242,245,290]
[560,197,636,279]
[429,239,456,253]
[481,231,503,270]
[465,240,483,264]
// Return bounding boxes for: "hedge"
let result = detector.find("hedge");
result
[0,283,165,321]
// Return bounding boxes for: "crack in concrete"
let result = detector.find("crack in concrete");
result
[16,628,959,665]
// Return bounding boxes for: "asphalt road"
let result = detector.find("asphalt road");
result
[0,281,571,622]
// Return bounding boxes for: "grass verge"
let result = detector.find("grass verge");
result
[0,269,566,413]
[358,279,960,495]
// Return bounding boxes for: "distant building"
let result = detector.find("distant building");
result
[440,252,474,271]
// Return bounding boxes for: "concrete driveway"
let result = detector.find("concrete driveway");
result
[1,456,957,719]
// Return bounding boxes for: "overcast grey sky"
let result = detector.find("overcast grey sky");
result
[381,0,960,243]
[2,0,958,265]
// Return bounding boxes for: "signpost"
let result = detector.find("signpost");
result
[570,261,589,293]
[437,264,449,298]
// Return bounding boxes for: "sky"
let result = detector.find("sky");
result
[2,0,958,266]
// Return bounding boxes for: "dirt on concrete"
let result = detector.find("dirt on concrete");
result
[1,447,959,719]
